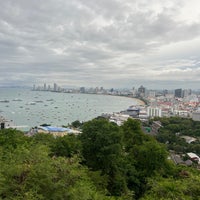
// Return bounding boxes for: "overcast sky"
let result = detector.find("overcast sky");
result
[1,0,200,89]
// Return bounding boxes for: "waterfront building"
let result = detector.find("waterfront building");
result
[54,83,58,91]
[109,113,129,126]
[138,108,148,121]
[0,116,13,129]
[0,120,5,129]
[37,126,80,137]
[80,87,85,93]
[138,85,146,97]
[121,106,140,118]
[44,83,47,91]
[132,87,137,97]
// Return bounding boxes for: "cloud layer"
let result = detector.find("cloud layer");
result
[1,0,200,89]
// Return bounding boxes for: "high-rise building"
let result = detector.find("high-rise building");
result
[44,83,47,91]
[183,89,192,97]
[138,85,146,97]
[80,87,85,93]
[147,107,162,118]
[132,87,137,97]
[175,88,183,98]
[163,90,168,96]
[54,83,58,91]
[148,90,156,98]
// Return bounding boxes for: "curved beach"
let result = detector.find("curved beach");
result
[0,88,143,129]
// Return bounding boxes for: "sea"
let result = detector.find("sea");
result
[0,88,142,130]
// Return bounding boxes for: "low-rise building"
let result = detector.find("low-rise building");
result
[0,116,14,129]
[181,136,197,144]
[109,113,129,126]
[187,152,200,164]
[151,121,162,134]
[37,126,80,137]
[170,154,185,165]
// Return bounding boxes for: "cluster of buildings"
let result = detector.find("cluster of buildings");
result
[20,84,199,167]
[32,83,200,125]
[99,85,200,126]
[170,152,200,166]
[144,87,200,121]
[32,83,144,96]
[99,86,200,168]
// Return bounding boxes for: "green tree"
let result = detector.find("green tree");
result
[80,118,122,173]
[141,169,200,200]
[0,129,118,200]
[71,120,83,128]
[31,133,55,146]
[121,118,145,151]
[0,128,30,149]
[80,118,130,197]
[133,141,168,175]
[51,134,81,157]
[121,118,169,198]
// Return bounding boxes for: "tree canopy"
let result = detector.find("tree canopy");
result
[0,117,200,199]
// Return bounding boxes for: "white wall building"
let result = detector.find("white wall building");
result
[147,107,162,118]
[192,112,200,121]
[187,152,200,164]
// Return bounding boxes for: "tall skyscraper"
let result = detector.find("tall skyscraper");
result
[54,83,58,91]
[175,88,183,98]
[44,83,47,91]
[138,85,146,97]
[183,89,192,97]
[80,87,85,93]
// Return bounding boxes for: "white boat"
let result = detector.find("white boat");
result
[26,102,36,105]
[12,98,22,101]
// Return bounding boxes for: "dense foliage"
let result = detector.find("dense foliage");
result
[0,129,114,200]
[141,166,200,200]
[0,117,200,199]
[152,117,200,154]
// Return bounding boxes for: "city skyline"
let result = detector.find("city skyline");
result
[32,82,196,94]
[1,1,200,89]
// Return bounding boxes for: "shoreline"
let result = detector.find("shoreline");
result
[118,95,146,106]
[1,87,146,107]
[0,89,145,130]
[32,89,146,106]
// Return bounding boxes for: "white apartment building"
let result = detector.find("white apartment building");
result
[192,111,200,121]
[147,107,162,118]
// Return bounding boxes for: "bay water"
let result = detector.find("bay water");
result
[0,88,141,130]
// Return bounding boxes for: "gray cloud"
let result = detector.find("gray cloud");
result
[0,0,200,89]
